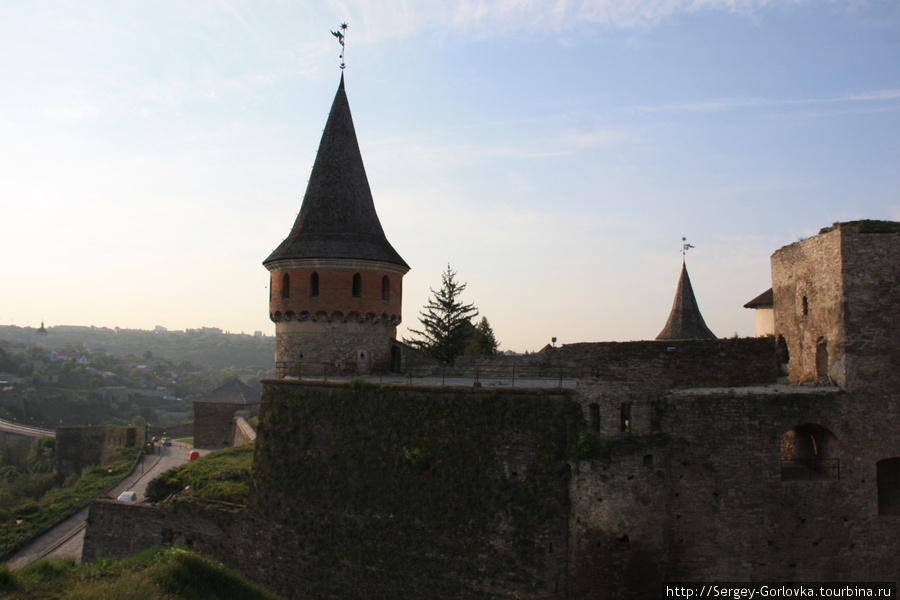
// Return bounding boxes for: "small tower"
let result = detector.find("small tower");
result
[36,321,48,348]
[264,74,409,376]
[656,259,716,341]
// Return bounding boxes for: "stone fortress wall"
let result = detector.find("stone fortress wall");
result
[82,222,900,599]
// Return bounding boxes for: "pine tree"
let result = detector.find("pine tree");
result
[464,316,500,356]
[406,265,478,365]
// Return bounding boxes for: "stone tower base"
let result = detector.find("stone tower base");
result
[274,316,398,377]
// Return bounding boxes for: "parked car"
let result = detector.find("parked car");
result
[162,438,172,446]
[117,491,137,502]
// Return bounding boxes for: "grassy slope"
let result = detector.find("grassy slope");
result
[146,444,255,504]
[0,547,283,600]
[0,447,141,558]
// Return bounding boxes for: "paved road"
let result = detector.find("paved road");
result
[6,441,198,569]
[0,417,55,438]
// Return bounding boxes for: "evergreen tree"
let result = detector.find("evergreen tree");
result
[464,316,500,356]
[406,265,478,364]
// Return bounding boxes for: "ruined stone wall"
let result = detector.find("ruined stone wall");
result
[455,338,776,389]
[772,224,900,389]
[839,228,900,391]
[772,228,846,384]
[568,385,900,597]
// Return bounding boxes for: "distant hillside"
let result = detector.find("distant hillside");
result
[0,325,274,371]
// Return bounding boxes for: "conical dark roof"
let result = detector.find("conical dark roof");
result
[194,379,261,405]
[264,75,408,269]
[656,262,716,340]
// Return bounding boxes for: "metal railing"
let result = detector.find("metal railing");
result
[274,362,593,388]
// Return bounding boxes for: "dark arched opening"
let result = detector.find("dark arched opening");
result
[781,423,839,481]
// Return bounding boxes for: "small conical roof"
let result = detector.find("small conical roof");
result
[656,262,716,340]
[264,75,408,269]
[195,379,261,405]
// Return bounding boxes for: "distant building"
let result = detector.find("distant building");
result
[36,321,48,347]
[743,288,774,337]
[193,380,261,448]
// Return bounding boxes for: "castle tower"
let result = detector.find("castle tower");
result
[36,320,48,348]
[264,75,409,377]
[771,220,900,390]
[656,261,716,340]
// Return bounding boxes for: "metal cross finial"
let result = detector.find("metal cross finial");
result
[331,22,349,69]
[682,237,695,259]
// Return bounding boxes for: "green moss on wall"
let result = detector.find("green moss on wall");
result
[250,381,582,599]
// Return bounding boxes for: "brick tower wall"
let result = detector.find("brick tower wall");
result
[839,227,900,391]
[267,260,406,376]
[771,228,845,385]
[269,264,403,322]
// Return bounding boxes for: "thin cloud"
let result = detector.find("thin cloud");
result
[632,89,900,113]
[342,0,807,37]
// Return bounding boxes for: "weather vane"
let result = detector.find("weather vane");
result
[682,237,695,259]
[331,22,349,69]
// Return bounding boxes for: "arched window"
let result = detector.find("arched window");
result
[352,273,361,298]
[310,272,319,298]
[381,276,390,301]
[281,273,290,299]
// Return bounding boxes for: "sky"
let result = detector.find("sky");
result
[1,1,898,352]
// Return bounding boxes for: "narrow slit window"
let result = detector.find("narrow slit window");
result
[352,273,362,298]
[589,403,600,432]
[310,272,319,298]
[281,273,290,299]
[620,403,632,433]
[381,276,390,301]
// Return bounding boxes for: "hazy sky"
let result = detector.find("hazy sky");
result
[1,1,898,352]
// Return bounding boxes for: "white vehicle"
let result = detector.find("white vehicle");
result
[117,491,137,502]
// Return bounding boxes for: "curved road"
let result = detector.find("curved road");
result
[6,441,200,569]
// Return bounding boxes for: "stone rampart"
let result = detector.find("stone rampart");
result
[839,227,900,390]
[55,425,139,477]
[82,379,900,599]
[453,337,776,389]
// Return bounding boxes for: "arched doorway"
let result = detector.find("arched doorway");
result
[781,423,839,481]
